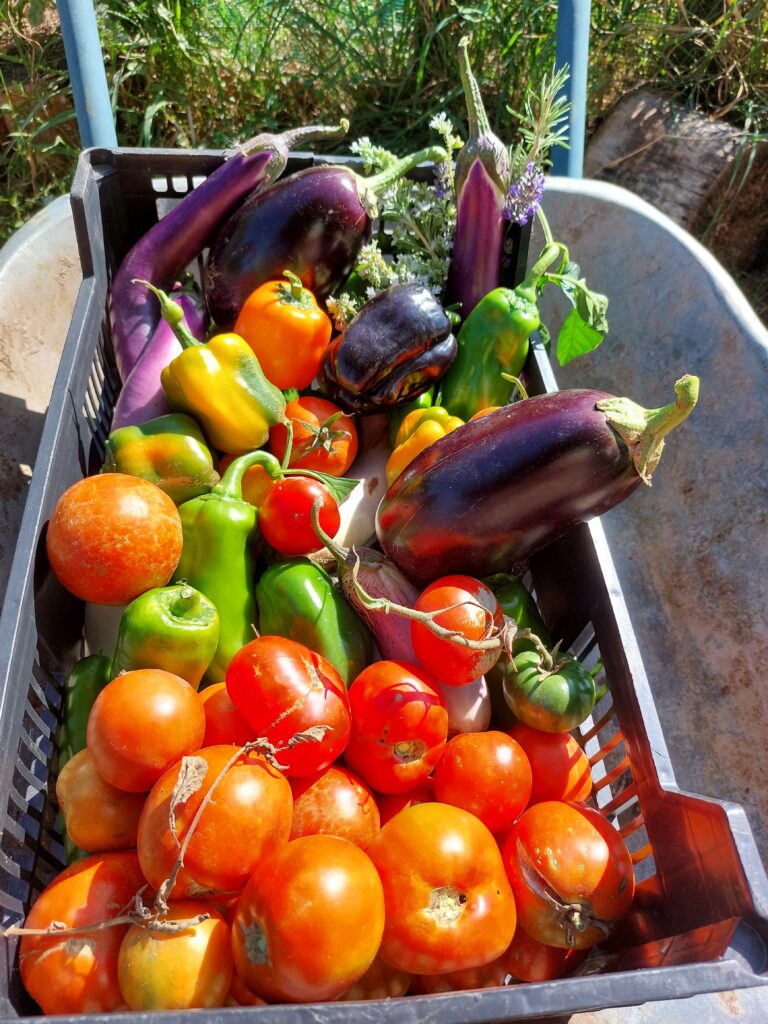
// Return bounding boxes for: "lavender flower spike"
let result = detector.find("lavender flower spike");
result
[504,162,546,226]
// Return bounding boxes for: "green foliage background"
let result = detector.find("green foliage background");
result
[2,0,767,245]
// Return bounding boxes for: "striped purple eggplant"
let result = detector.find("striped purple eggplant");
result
[376,376,699,584]
[110,122,347,381]
[110,290,206,429]
[444,37,511,319]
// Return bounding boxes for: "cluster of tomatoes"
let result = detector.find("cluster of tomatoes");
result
[20,551,637,1014]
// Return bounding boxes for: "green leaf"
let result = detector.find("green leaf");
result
[556,308,604,366]
[558,262,581,306]
[575,286,609,334]
[27,0,44,27]
[284,469,360,506]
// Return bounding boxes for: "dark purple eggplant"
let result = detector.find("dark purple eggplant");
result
[203,145,447,328]
[376,376,699,583]
[110,122,347,381]
[445,37,511,319]
[111,290,206,429]
[318,284,456,414]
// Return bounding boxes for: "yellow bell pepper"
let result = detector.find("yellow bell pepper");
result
[161,332,287,453]
[385,406,464,486]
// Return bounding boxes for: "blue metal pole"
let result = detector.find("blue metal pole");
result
[551,0,591,178]
[56,0,117,149]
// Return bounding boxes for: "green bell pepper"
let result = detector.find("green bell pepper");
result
[111,583,220,689]
[440,244,561,421]
[256,558,373,686]
[102,413,219,505]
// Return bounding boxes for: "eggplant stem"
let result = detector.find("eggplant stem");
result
[132,279,203,350]
[596,374,700,485]
[458,36,491,140]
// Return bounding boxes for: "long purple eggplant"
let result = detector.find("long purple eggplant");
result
[110,290,206,429]
[110,122,347,381]
[376,376,699,583]
[203,144,447,328]
[444,37,511,319]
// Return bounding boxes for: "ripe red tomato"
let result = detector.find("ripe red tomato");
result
[269,396,358,477]
[226,636,351,776]
[46,473,183,605]
[343,660,448,794]
[199,681,254,747]
[376,777,434,826]
[290,764,380,848]
[232,834,385,1003]
[411,575,502,686]
[19,850,146,1015]
[509,722,593,804]
[86,669,206,792]
[432,730,532,834]
[258,476,340,556]
[366,802,517,975]
[56,748,145,853]
[118,900,233,1010]
[501,801,635,949]
[137,744,293,897]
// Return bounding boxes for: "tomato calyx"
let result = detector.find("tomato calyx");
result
[425,885,468,924]
[393,739,427,764]
[292,412,350,459]
[516,836,615,948]
[239,920,272,966]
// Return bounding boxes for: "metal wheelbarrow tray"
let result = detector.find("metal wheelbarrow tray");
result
[0,147,766,1023]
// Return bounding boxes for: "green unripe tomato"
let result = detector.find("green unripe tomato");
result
[502,649,596,733]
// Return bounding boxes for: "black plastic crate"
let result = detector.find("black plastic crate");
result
[0,146,766,1022]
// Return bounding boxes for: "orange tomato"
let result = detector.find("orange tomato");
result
[366,802,517,975]
[216,455,275,508]
[501,801,635,949]
[118,900,233,1010]
[137,744,292,898]
[432,730,532,835]
[508,722,593,804]
[269,396,358,477]
[19,850,146,1015]
[86,669,206,792]
[232,834,385,1003]
[56,748,146,852]
[45,473,183,605]
[289,764,380,848]
[233,273,332,390]
[199,681,254,747]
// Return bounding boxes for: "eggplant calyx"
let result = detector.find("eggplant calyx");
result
[455,36,510,194]
[596,374,700,485]
[357,144,449,220]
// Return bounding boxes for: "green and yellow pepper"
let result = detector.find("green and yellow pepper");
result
[138,280,286,453]
[256,558,372,686]
[386,405,464,486]
[102,413,219,504]
[58,654,112,769]
[111,583,220,689]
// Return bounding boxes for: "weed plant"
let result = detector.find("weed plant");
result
[1,0,767,249]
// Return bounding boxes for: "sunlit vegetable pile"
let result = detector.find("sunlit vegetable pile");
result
[8,40,699,1014]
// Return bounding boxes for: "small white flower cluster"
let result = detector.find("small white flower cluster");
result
[328,117,463,330]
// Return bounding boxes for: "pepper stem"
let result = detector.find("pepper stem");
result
[213,451,282,501]
[276,270,315,310]
[596,374,700,485]
[133,279,202,350]
[517,243,563,299]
